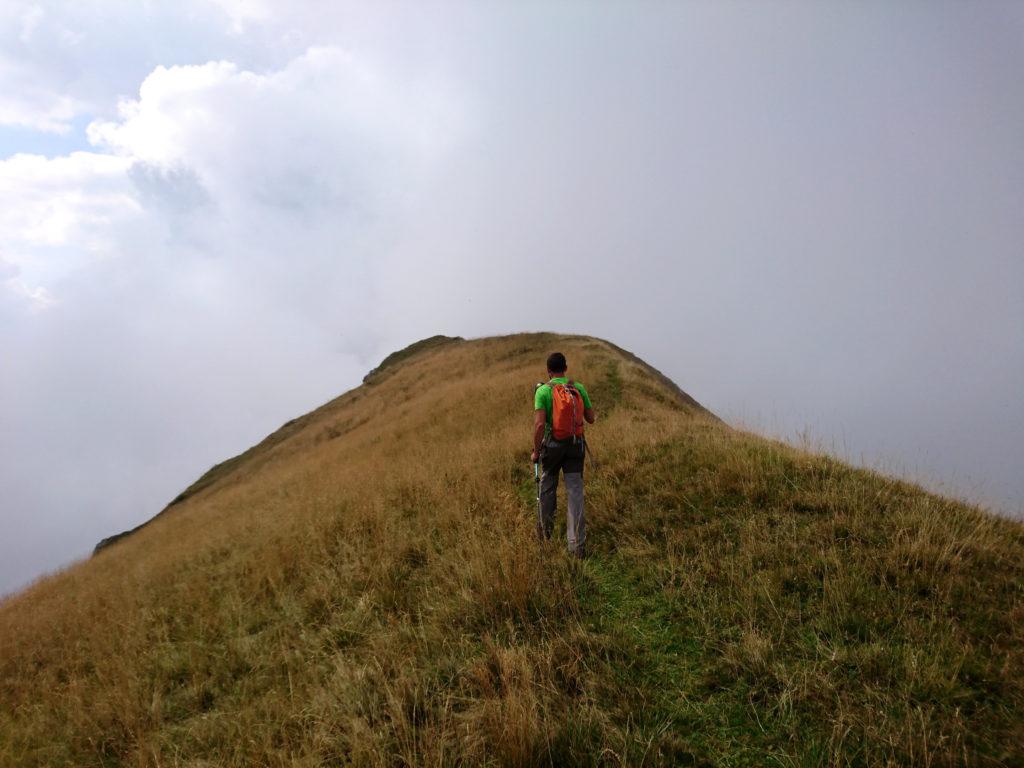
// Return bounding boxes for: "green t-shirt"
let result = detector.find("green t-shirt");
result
[534,377,593,434]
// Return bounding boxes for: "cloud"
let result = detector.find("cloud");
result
[3,44,460,306]
[0,79,84,134]
[205,0,273,33]
[0,151,137,308]
[0,256,17,279]
[0,255,50,312]
[0,3,83,132]
[87,46,456,207]
[1,1,1022,598]
[3,278,55,311]
[18,5,44,43]
[0,41,463,593]
[0,0,302,137]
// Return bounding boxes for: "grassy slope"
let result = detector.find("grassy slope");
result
[1,333,1021,767]
[92,338,467,552]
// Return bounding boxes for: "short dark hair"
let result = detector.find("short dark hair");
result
[546,352,567,373]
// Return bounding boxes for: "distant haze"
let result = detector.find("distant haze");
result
[2,1,1022,596]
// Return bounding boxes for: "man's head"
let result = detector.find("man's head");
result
[546,352,567,377]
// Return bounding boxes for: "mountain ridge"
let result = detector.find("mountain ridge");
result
[94,333,714,554]
[2,332,1021,766]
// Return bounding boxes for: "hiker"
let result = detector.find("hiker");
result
[532,352,596,558]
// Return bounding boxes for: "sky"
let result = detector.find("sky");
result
[2,0,1022,596]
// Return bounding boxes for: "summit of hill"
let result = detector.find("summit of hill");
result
[1,332,1021,766]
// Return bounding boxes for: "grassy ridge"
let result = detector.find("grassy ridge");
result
[1,333,1021,766]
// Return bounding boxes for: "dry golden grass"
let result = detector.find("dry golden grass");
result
[1,332,1021,766]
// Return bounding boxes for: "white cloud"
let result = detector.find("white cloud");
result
[3,276,55,311]
[206,0,273,33]
[2,0,1022,600]
[3,44,459,309]
[0,0,300,136]
[0,151,137,298]
[87,46,456,180]
[0,255,17,280]
[0,3,84,132]
[18,5,44,44]
[0,82,83,134]
[1,40,464,592]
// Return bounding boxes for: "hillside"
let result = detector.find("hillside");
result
[1,333,1022,766]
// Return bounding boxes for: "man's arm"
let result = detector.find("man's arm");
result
[576,382,596,424]
[531,409,546,462]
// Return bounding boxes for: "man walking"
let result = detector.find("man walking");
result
[531,352,596,558]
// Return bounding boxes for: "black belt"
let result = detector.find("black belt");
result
[546,436,584,446]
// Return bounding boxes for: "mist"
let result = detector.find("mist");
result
[2,0,1022,595]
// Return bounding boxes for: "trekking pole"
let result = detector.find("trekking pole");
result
[584,436,599,472]
[533,459,544,541]
[534,382,544,539]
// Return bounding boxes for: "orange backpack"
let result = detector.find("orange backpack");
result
[550,380,585,441]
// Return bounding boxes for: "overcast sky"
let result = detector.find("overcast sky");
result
[2,0,1022,596]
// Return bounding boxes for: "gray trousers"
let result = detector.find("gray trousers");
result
[537,438,586,555]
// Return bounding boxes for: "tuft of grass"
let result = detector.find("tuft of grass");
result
[2,332,1021,767]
